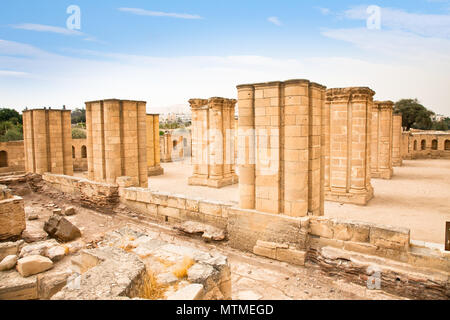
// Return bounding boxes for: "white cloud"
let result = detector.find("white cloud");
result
[268,16,282,26]
[11,23,84,36]
[118,8,202,19]
[1,38,450,116]
[0,70,30,77]
[317,7,331,15]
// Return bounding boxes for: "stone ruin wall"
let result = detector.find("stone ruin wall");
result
[72,139,88,172]
[85,99,148,188]
[146,114,164,176]
[392,114,403,167]
[0,141,25,175]
[189,97,238,188]
[237,80,326,216]
[402,130,450,160]
[324,88,374,205]
[22,109,73,176]
[370,101,394,179]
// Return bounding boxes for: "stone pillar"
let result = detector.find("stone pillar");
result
[325,87,375,205]
[85,99,147,187]
[160,131,173,163]
[146,114,164,176]
[237,79,326,216]
[188,97,238,188]
[392,114,403,167]
[371,101,394,179]
[23,108,73,175]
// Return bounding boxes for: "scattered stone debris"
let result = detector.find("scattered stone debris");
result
[64,207,76,216]
[44,214,82,242]
[17,255,53,277]
[0,255,18,271]
[175,221,226,242]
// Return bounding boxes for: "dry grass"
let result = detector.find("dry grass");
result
[139,271,168,300]
[172,256,195,279]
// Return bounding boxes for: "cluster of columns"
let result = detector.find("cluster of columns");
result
[188,97,238,188]
[237,80,326,216]
[22,109,73,176]
[85,99,148,187]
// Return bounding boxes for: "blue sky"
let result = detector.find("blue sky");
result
[1,0,450,115]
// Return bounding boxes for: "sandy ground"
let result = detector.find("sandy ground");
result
[150,159,450,244]
[21,191,402,300]
[326,159,450,244]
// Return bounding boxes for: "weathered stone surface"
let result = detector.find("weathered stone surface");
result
[22,228,48,243]
[0,240,23,261]
[167,284,204,300]
[176,221,226,241]
[0,270,37,300]
[27,214,39,221]
[37,270,73,300]
[0,255,17,271]
[309,246,450,300]
[64,207,76,216]
[44,214,81,242]
[53,209,63,216]
[0,194,26,241]
[52,247,146,300]
[17,255,53,277]
[47,246,66,262]
[19,239,59,258]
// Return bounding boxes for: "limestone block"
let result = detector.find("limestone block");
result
[0,255,18,271]
[369,225,410,252]
[17,255,53,277]
[37,270,73,300]
[167,284,204,300]
[0,196,26,241]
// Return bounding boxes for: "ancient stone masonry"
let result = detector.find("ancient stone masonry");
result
[146,114,164,176]
[160,131,173,163]
[23,109,73,176]
[324,87,375,205]
[371,101,394,179]
[85,99,148,188]
[402,130,450,160]
[72,139,88,172]
[237,79,326,217]
[0,141,25,174]
[0,185,25,241]
[392,114,403,167]
[188,97,238,188]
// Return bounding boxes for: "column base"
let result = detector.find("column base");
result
[147,165,164,176]
[188,174,239,188]
[325,187,374,206]
[392,160,403,167]
[371,168,393,180]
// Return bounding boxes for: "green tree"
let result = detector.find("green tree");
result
[0,108,22,124]
[71,108,86,124]
[394,99,434,130]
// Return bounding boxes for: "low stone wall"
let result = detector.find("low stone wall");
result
[402,131,450,160]
[120,187,230,230]
[42,173,119,211]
